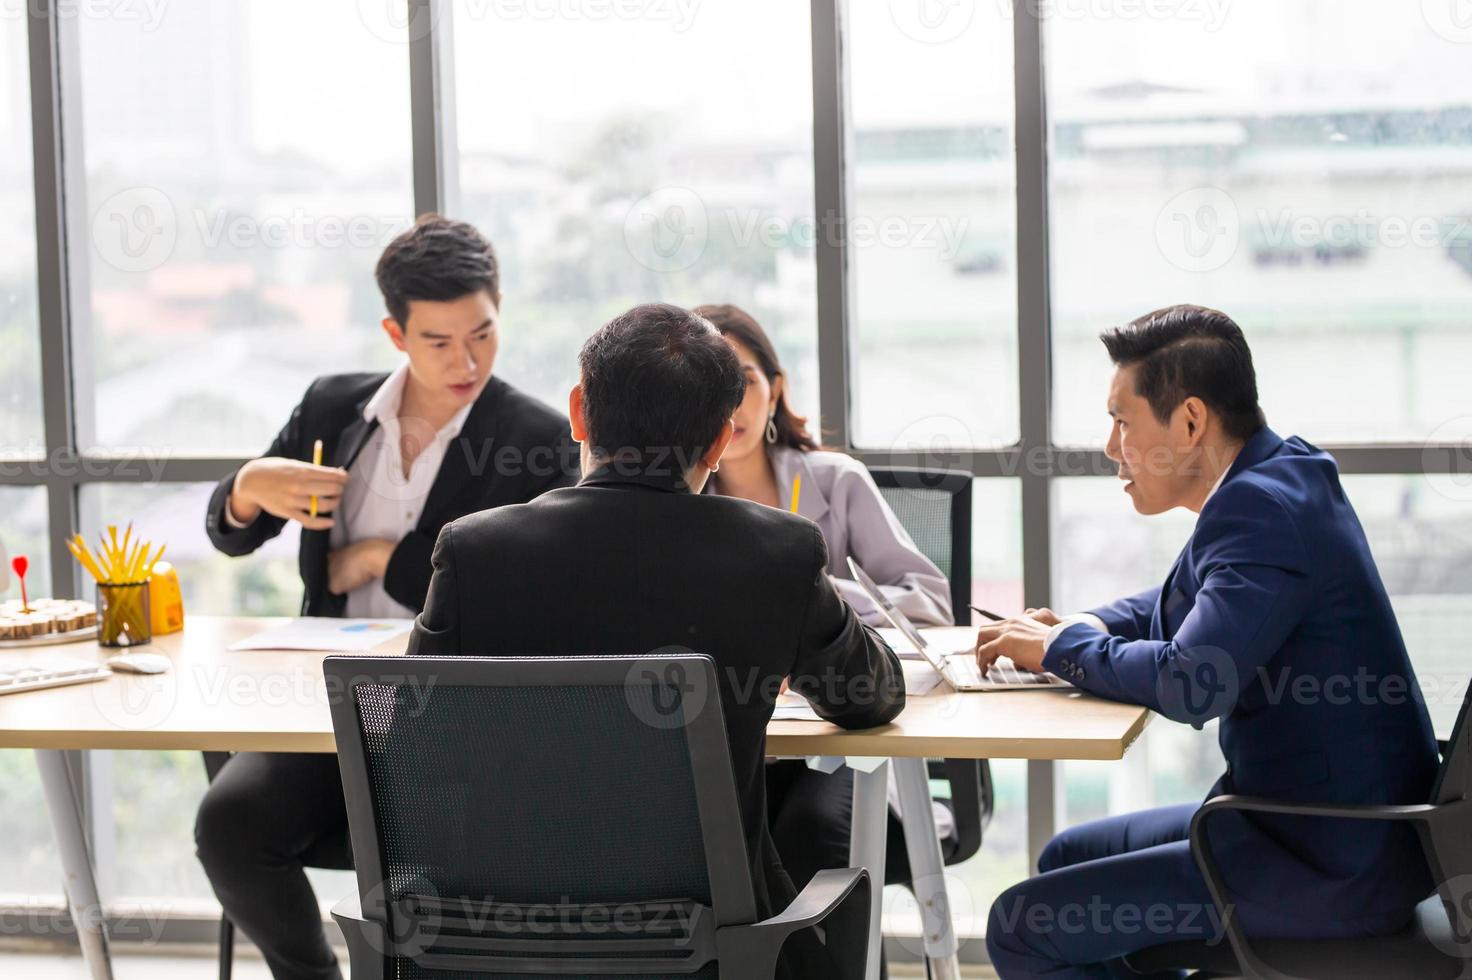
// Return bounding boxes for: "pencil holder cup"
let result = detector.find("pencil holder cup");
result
[97,581,152,647]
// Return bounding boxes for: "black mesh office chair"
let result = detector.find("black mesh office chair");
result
[323,653,873,979]
[1124,679,1472,979]
[867,467,993,873]
[202,752,351,980]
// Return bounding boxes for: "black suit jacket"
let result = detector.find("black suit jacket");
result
[407,463,905,976]
[206,373,578,616]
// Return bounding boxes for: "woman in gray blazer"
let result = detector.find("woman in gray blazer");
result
[695,303,957,915]
[693,304,953,628]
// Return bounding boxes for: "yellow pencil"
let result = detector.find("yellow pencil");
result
[310,439,324,518]
[68,539,104,583]
[789,474,802,513]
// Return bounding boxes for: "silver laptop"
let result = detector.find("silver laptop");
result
[846,557,1068,691]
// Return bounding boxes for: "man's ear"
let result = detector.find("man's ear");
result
[1179,396,1208,444]
[568,385,588,442]
[701,418,736,472]
[382,317,407,351]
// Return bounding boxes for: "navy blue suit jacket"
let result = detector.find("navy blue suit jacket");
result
[1046,427,1438,932]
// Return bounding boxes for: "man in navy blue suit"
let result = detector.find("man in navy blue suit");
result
[975,305,1439,978]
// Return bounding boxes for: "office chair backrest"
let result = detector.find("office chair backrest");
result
[1432,675,1472,806]
[1420,672,1472,958]
[867,467,973,626]
[326,653,754,977]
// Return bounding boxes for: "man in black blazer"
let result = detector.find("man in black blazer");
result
[202,371,572,615]
[408,303,905,980]
[196,216,578,980]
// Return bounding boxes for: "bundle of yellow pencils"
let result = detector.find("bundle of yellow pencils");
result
[68,523,165,585]
[68,523,165,644]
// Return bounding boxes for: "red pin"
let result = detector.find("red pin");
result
[11,555,30,613]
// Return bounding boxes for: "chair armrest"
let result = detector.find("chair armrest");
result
[1196,794,1437,824]
[756,868,868,933]
[1188,795,1442,980]
[331,891,363,921]
[716,869,872,980]
[330,892,386,980]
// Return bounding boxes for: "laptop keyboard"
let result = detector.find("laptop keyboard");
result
[944,653,1060,688]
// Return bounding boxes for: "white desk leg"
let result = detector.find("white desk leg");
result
[1026,759,1059,873]
[894,757,961,980]
[36,749,114,980]
[847,756,889,980]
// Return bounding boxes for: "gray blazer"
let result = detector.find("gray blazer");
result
[711,446,954,627]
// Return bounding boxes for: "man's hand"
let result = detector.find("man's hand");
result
[1024,607,1062,627]
[974,615,1052,676]
[327,539,396,596]
[230,457,349,531]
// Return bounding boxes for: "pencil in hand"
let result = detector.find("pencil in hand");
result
[969,604,1006,622]
[309,439,323,518]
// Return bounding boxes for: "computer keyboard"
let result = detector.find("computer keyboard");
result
[0,658,113,696]
[944,652,1061,688]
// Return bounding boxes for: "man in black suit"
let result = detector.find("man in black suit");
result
[408,303,905,980]
[196,216,578,980]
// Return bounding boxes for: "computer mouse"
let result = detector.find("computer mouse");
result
[105,653,172,675]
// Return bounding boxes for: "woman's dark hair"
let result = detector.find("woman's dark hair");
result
[375,214,500,328]
[692,303,820,453]
[1100,304,1266,441]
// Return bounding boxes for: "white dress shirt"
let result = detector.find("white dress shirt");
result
[1045,460,1234,653]
[325,365,473,619]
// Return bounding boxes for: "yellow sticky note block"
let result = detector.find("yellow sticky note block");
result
[148,561,185,635]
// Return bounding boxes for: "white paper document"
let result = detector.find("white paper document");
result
[772,696,824,722]
[228,617,414,652]
[772,660,944,722]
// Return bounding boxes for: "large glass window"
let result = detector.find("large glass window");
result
[451,0,819,426]
[1343,474,1472,737]
[76,484,299,903]
[0,486,52,615]
[1047,1,1472,446]
[850,1,1018,450]
[0,142,54,893]
[0,488,57,900]
[0,18,42,454]
[80,483,301,619]
[78,2,414,456]
[103,745,355,910]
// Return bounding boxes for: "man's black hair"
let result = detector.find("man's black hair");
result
[1101,304,1266,440]
[375,214,499,328]
[578,303,745,471]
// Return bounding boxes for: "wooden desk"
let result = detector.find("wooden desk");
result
[0,617,1151,980]
[0,618,1149,758]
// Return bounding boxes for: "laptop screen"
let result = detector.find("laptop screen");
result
[845,557,944,671]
